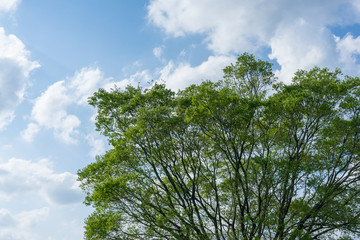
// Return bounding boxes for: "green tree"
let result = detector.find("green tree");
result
[78,53,360,240]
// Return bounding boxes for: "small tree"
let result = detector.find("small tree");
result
[78,53,360,240]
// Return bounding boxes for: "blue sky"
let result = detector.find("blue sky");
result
[0,0,359,239]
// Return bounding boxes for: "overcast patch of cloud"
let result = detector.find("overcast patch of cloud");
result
[43,172,83,205]
[0,207,50,240]
[148,0,360,82]
[0,156,86,239]
[0,28,39,129]
[0,158,83,205]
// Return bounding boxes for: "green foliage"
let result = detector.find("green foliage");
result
[78,53,360,240]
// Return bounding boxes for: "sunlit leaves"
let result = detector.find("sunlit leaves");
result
[79,54,360,240]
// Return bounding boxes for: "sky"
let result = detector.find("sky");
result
[0,0,359,239]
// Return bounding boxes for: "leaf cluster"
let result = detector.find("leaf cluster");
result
[79,53,360,240]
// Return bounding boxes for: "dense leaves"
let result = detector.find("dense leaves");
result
[78,53,360,240]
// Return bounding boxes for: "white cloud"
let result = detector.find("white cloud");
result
[86,133,105,158]
[16,208,50,228]
[30,80,80,144]
[148,0,342,54]
[0,209,16,227]
[148,0,360,81]
[159,55,235,90]
[0,0,21,12]
[43,172,83,205]
[0,158,83,205]
[103,69,152,91]
[20,123,40,142]
[268,20,338,82]
[24,67,105,143]
[68,67,105,105]
[0,207,50,240]
[0,157,86,240]
[336,34,360,74]
[0,28,39,129]
[0,110,14,130]
[153,45,164,59]
[23,66,152,157]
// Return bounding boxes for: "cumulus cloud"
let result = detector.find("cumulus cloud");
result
[336,34,360,74]
[69,67,105,105]
[0,28,39,129]
[148,0,342,53]
[268,19,338,82]
[0,0,21,12]
[0,158,83,205]
[23,67,104,143]
[30,80,80,144]
[159,55,235,90]
[23,66,152,149]
[148,0,360,82]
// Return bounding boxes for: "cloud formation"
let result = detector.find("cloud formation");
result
[148,0,360,82]
[0,0,21,12]
[30,80,81,144]
[23,67,104,143]
[159,55,234,90]
[0,207,49,240]
[103,69,152,91]
[336,34,360,73]
[20,122,40,142]
[153,46,164,59]
[69,67,106,105]
[23,66,151,147]
[86,133,106,158]
[0,157,86,240]
[0,28,39,129]
[0,158,83,205]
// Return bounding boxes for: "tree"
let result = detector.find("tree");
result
[78,53,360,240]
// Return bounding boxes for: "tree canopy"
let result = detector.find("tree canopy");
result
[78,53,360,240]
